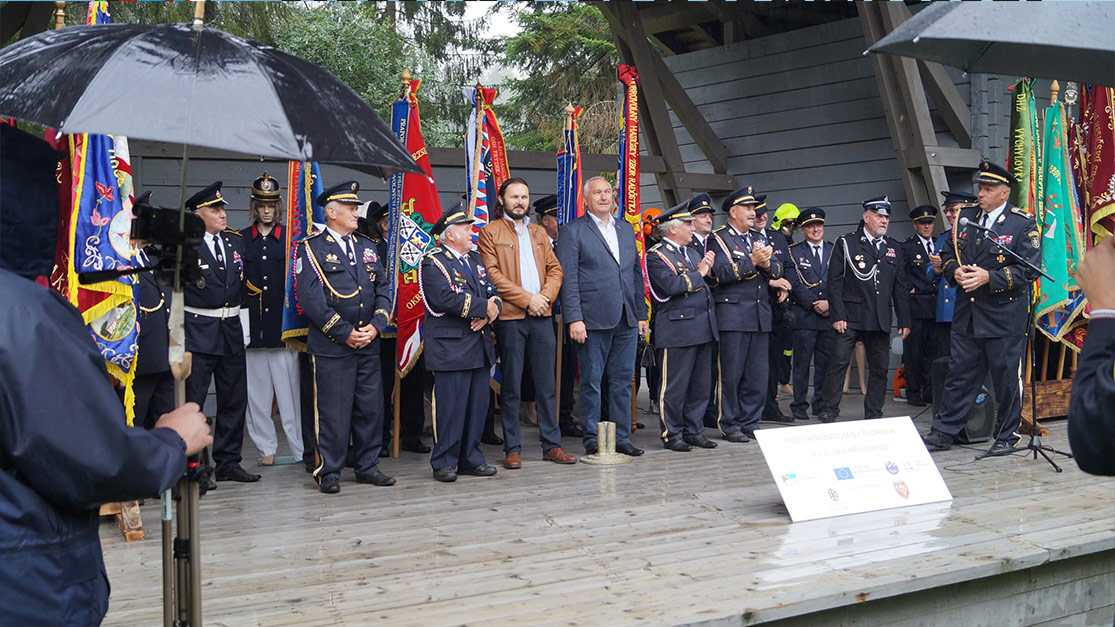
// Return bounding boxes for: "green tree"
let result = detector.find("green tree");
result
[496,3,619,153]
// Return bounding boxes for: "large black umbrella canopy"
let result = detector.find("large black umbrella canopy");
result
[0,22,422,178]
[868,2,1114,88]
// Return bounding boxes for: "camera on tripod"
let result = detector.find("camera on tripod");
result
[130,192,206,288]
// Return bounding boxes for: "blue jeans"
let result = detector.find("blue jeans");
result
[574,324,638,447]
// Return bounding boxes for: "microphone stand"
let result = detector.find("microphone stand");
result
[967,224,1073,470]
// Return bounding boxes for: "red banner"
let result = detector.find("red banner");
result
[1082,86,1115,243]
[388,80,443,375]
[617,64,649,308]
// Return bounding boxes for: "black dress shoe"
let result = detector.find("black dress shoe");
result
[481,432,504,446]
[985,439,1017,456]
[665,439,692,452]
[215,465,261,483]
[615,442,644,457]
[684,434,718,449]
[585,442,598,455]
[560,423,584,438]
[400,439,431,454]
[791,408,809,421]
[433,467,457,483]
[459,463,497,477]
[356,469,397,486]
[907,395,927,407]
[319,476,340,494]
[761,412,795,424]
[817,411,837,424]
[724,431,749,443]
[742,429,758,439]
[635,422,645,430]
[202,476,218,493]
[922,429,954,451]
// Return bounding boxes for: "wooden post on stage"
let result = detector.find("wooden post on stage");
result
[392,371,401,458]
[1055,343,1068,380]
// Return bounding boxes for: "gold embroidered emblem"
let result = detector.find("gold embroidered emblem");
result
[325,253,340,263]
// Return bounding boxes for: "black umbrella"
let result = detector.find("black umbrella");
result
[0,22,421,178]
[868,2,1115,88]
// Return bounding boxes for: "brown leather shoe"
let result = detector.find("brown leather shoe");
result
[542,447,577,464]
[504,452,522,469]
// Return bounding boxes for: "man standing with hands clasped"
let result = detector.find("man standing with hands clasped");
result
[556,176,648,457]
[923,161,1041,455]
[296,181,395,494]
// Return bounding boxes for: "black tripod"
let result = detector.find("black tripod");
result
[966,225,1074,470]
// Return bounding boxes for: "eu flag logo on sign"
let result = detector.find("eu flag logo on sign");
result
[833,467,854,481]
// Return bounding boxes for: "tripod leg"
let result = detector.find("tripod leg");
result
[1035,447,1063,473]
[162,490,174,627]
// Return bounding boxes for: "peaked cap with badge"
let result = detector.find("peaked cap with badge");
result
[316,180,363,207]
[687,193,714,216]
[975,160,1015,187]
[430,201,472,237]
[909,205,938,223]
[941,190,978,207]
[721,185,761,212]
[532,194,559,219]
[186,181,228,210]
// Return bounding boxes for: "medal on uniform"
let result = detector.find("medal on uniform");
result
[858,262,866,269]
[325,253,339,263]
[997,215,1006,224]
[325,235,335,243]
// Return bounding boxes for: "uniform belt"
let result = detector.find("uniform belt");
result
[184,305,241,319]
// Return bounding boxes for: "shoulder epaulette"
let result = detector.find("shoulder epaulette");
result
[903,235,918,244]
[424,246,444,258]
[789,240,805,249]
[712,225,728,233]
[303,230,323,240]
[222,228,242,238]
[353,231,374,242]
[648,242,663,253]
[1011,206,1033,218]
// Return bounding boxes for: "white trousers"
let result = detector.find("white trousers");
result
[245,348,303,459]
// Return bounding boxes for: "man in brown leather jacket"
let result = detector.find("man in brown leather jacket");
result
[478,178,577,469]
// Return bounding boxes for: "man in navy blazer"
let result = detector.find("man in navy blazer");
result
[556,176,648,457]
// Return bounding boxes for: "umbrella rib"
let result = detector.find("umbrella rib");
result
[966,41,996,75]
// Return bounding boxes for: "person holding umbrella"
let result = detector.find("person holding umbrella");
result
[184,181,260,486]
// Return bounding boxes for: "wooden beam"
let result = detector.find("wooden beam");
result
[127,140,669,176]
[599,3,687,208]
[859,3,950,209]
[918,61,973,149]
[637,3,718,36]
[901,146,983,170]
[599,2,729,176]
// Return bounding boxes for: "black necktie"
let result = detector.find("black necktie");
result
[213,237,224,265]
[925,240,933,258]
[979,213,989,228]
[459,254,474,280]
[812,244,822,268]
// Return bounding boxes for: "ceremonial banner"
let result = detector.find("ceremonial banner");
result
[1008,78,1042,218]
[556,105,584,226]
[464,84,509,242]
[388,78,442,375]
[1082,86,1115,243]
[617,65,650,306]
[51,2,141,423]
[281,161,324,350]
[1035,99,1087,343]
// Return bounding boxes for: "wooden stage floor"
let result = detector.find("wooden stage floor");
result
[100,393,1115,626]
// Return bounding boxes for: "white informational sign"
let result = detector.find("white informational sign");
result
[754,417,953,522]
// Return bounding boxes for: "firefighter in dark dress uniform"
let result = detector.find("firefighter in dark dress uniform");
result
[295,181,395,494]
[419,203,502,482]
[923,162,1042,455]
[686,194,722,430]
[646,201,719,451]
[184,181,260,484]
[708,185,783,442]
[785,207,834,421]
[819,195,911,422]
[754,195,795,423]
[901,204,942,407]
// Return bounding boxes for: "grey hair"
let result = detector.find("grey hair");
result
[657,219,684,238]
[583,176,613,198]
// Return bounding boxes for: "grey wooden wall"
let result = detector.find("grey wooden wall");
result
[640,16,1009,241]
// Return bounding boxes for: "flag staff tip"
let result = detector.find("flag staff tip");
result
[402,69,412,83]
[1050,80,1060,106]
[192,1,205,29]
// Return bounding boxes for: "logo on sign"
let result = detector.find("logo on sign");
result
[833,467,854,481]
[885,461,899,475]
[893,481,910,499]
